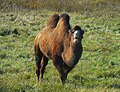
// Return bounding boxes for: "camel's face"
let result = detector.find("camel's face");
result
[70,28,84,43]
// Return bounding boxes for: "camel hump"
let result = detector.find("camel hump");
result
[56,13,71,30]
[60,13,70,21]
[46,14,59,28]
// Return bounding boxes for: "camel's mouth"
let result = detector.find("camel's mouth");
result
[73,38,79,43]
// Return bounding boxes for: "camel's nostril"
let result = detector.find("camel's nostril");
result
[74,36,79,39]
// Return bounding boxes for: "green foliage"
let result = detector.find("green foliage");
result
[0,7,120,92]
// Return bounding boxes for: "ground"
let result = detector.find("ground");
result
[0,10,120,92]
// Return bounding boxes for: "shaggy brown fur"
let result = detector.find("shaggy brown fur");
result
[34,13,84,84]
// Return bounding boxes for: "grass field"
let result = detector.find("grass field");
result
[0,1,120,92]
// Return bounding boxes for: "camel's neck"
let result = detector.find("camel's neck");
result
[62,41,83,68]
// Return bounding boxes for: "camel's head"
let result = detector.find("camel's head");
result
[69,26,84,44]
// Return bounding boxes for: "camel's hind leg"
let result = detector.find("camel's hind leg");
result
[34,45,43,83]
[40,56,48,79]
[35,54,43,83]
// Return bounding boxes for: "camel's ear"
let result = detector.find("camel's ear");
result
[69,29,72,33]
[69,26,81,33]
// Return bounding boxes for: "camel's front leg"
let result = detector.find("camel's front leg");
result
[52,56,68,84]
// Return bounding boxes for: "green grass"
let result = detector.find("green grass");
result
[0,9,120,92]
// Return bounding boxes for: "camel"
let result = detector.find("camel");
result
[34,13,84,84]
